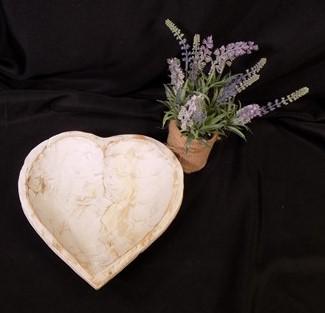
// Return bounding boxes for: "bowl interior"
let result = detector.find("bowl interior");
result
[25,134,181,276]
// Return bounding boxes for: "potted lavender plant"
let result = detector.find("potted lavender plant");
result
[160,19,309,173]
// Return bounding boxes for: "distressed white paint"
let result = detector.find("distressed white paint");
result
[18,131,183,289]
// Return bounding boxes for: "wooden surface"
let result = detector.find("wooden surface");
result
[18,131,183,289]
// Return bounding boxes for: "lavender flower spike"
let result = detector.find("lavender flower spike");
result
[218,58,267,103]
[236,73,260,93]
[259,87,309,115]
[235,58,267,94]
[189,35,214,81]
[167,58,185,91]
[235,104,262,125]
[239,87,309,121]
[165,19,191,72]
[213,41,259,74]
[178,94,206,131]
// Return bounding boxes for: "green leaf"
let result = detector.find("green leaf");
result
[162,112,175,128]
[227,126,247,141]
[164,85,176,102]
[180,79,189,102]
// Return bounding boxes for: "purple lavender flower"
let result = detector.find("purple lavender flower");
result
[178,94,206,131]
[258,87,309,116]
[165,19,191,71]
[189,35,214,81]
[217,73,260,102]
[235,73,260,93]
[167,58,184,91]
[236,87,309,124]
[217,74,244,103]
[203,35,213,49]
[212,41,258,74]
[217,58,266,102]
[192,101,207,124]
[202,35,214,64]
[179,38,191,71]
[235,104,262,125]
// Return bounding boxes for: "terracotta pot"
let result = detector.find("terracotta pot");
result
[167,120,220,174]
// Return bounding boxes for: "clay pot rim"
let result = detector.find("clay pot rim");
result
[168,119,220,147]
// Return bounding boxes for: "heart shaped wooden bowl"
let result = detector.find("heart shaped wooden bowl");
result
[18,131,183,289]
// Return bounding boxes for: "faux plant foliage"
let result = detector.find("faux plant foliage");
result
[160,19,309,142]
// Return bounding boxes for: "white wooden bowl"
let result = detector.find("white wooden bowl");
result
[18,131,183,289]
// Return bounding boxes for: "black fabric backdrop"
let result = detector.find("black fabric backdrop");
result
[0,1,325,312]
